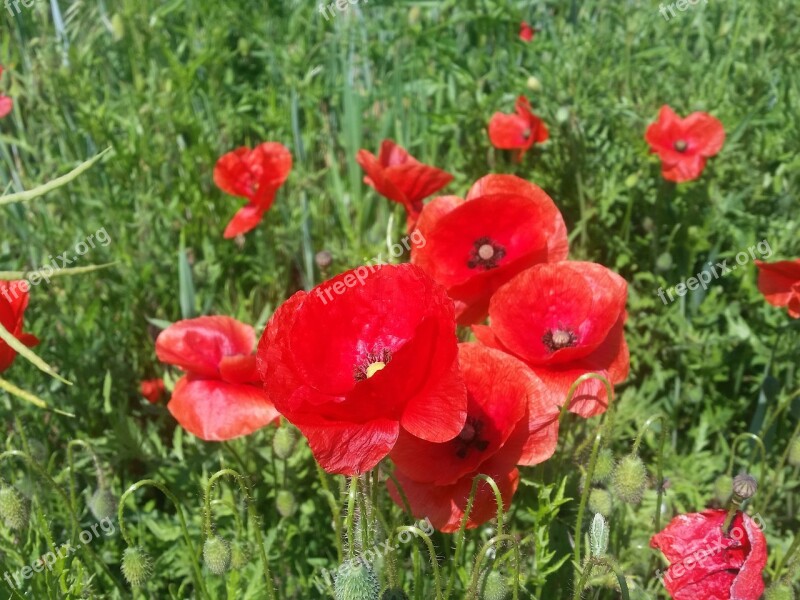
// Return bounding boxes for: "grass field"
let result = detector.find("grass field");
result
[1,0,799,598]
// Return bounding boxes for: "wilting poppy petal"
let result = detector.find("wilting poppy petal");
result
[0,280,39,374]
[257,263,467,475]
[411,175,568,325]
[223,204,267,239]
[650,510,767,600]
[488,97,549,161]
[754,259,800,318]
[645,105,725,183]
[389,465,519,533]
[0,96,12,119]
[156,316,256,378]
[140,378,166,404]
[168,376,280,441]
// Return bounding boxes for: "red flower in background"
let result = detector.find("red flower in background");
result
[156,316,280,441]
[488,96,549,161]
[214,142,292,239]
[356,140,453,231]
[388,344,561,531]
[754,259,800,319]
[411,174,568,324]
[0,281,39,374]
[140,378,166,404]
[257,263,467,475]
[0,66,12,119]
[650,510,767,600]
[473,261,629,417]
[645,105,725,183]
[519,22,535,42]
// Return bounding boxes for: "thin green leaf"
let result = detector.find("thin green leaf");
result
[0,321,72,385]
[0,261,118,281]
[0,377,75,417]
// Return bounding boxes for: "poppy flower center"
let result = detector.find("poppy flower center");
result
[542,327,578,353]
[353,349,393,381]
[467,237,507,270]
[673,139,688,152]
[521,127,532,140]
[454,416,490,459]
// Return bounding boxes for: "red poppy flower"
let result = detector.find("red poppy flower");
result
[0,66,12,119]
[0,280,39,374]
[155,316,280,441]
[650,510,767,600]
[213,142,292,239]
[256,263,467,475]
[473,261,629,417]
[411,174,568,325]
[519,22,535,42]
[140,378,166,404]
[488,96,549,161]
[356,140,454,231]
[754,259,800,318]
[645,105,725,183]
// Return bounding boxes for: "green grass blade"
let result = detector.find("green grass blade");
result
[0,321,72,385]
[0,377,75,417]
[0,262,118,281]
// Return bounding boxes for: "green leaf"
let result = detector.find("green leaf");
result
[0,262,118,281]
[0,377,74,417]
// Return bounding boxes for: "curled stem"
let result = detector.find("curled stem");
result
[466,534,520,600]
[395,526,443,600]
[573,557,630,600]
[726,432,767,484]
[761,420,800,511]
[559,372,615,426]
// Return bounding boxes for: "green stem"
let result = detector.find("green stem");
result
[631,414,669,532]
[395,526,443,600]
[725,432,767,484]
[774,532,800,581]
[314,462,343,562]
[118,479,210,599]
[466,534,520,600]
[344,476,359,559]
[761,420,800,511]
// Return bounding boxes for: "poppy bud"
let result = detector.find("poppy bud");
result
[381,589,409,600]
[526,76,542,92]
[713,474,733,504]
[789,438,800,468]
[732,473,758,500]
[203,536,231,575]
[89,488,119,522]
[334,558,379,600]
[230,541,249,570]
[611,455,647,504]
[589,513,609,558]
[588,488,613,517]
[592,449,615,484]
[764,584,795,600]
[482,571,509,600]
[121,546,152,587]
[0,485,28,530]
[273,426,297,459]
[276,490,297,518]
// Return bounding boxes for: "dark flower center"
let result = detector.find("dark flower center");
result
[353,348,392,381]
[454,416,490,459]
[467,237,507,270]
[673,139,688,152]
[521,127,532,140]
[542,327,578,353]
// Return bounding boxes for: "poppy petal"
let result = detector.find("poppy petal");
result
[0,96,12,119]
[223,204,266,239]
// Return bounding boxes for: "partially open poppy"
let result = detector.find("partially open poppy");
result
[256,263,467,475]
[213,142,292,239]
[411,174,568,324]
[356,140,453,231]
[155,316,280,441]
[0,281,39,374]
[0,66,12,119]
[754,259,800,319]
[488,96,549,161]
[519,22,535,42]
[473,261,629,417]
[140,378,166,404]
[650,510,767,600]
[645,105,725,183]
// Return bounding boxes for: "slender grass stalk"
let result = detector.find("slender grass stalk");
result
[65,439,105,518]
[314,462,344,561]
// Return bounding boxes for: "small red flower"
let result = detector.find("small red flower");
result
[411,174,568,324]
[155,316,280,441]
[650,510,767,600]
[645,105,725,182]
[754,259,800,318]
[356,140,453,231]
[257,263,467,475]
[473,261,629,417]
[519,22,535,42]
[488,96,549,161]
[0,66,12,119]
[0,281,39,374]
[140,378,166,404]
[213,142,292,239]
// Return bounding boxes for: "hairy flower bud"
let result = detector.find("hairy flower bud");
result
[588,488,613,517]
[276,490,297,518]
[592,449,615,484]
[612,455,647,504]
[230,541,249,570]
[121,546,152,587]
[482,571,509,600]
[764,583,795,600]
[203,536,231,575]
[273,426,297,460]
[0,485,29,530]
[788,438,800,468]
[89,488,119,522]
[334,558,379,600]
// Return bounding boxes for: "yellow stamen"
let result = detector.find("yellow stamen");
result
[365,362,386,379]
